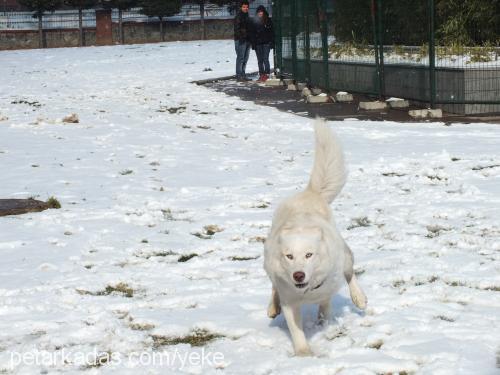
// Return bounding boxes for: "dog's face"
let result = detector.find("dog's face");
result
[279,228,323,290]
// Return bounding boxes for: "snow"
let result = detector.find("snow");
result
[1,40,500,374]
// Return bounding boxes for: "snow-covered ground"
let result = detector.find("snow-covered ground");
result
[0,40,499,374]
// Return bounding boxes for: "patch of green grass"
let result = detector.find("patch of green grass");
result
[191,232,212,239]
[77,282,134,298]
[191,225,223,239]
[426,225,450,238]
[392,280,405,288]
[151,329,223,349]
[355,269,365,276]
[230,255,259,261]
[203,224,223,235]
[249,236,266,243]
[484,286,500,292]
[84,351,113,369]
[435,315,455,322]
[347,217,371,230]
[103,283,134,298]
[428,275,439,283]
[382,172,406,177]
[447,280,466,287]
[178,253,198,262]
[414,275,439,286]
[137,250,177,259]
[46,196,61,209]
[129,322,155,331]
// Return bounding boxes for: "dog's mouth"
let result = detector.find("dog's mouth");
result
[295,282,308,289]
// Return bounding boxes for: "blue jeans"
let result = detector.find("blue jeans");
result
[255,44,271,75]
[235,40,251,78]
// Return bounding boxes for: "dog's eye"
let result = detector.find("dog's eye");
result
[286,254,294,260]
[305,253,313,258]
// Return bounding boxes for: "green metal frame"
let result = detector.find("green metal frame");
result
[428,0,436,108]
[273,0,500,108]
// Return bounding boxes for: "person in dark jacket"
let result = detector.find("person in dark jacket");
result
[234,1,252,82]
[251,5,274,82]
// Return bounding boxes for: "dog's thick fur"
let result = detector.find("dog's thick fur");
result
[264,120,367,356]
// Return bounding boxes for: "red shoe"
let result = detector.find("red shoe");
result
[262,74,269,82]
[257,74,265,82]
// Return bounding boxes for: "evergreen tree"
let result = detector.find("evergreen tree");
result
[108,0,138,44]
[64,0,97,46]
[436,0,500,45]
[18,0,62,48]
[197,0,233,40]
[139,0,182,41]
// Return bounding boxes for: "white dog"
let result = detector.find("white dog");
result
[264,120,367,356]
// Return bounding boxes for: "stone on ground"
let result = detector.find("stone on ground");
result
[301,87,312,97]
[296,82,307,91]
[409,109,442,119]
[409,109,429,118]
[428,109,443,118]
[265,79,283,87]
[307,94,330,104]
[387,98,409,108]
[335,92,354,102]
[359,101,388,110]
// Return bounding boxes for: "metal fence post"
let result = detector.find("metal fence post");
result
[371,0,381,98]
[273,0,282,76]
[320,0,330,91]
[304,0,311,83]
[291,0,298,79]
[376,0,385,99]
[428,0,436,108]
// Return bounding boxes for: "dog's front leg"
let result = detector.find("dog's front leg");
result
[317,298,332,324]
[281,304,312,356]
[343,241,367,310]
[267,286,281,318]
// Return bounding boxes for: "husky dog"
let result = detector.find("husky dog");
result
[264,120,367,356]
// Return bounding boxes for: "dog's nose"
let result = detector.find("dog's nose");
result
[293,271,305,283]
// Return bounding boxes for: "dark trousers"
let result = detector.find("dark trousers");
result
[255,44,271,75]
[235,40,251,78]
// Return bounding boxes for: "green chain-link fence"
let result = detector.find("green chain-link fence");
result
[273,0,500,115]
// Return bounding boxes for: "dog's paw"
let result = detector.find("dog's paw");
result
[349,276,368,310]
[294,347,313,357]
[350,288,367,310]
[267,303,281,319]
[317,317,329,327]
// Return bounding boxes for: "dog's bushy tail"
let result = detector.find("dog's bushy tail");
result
[306,119,346,204]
